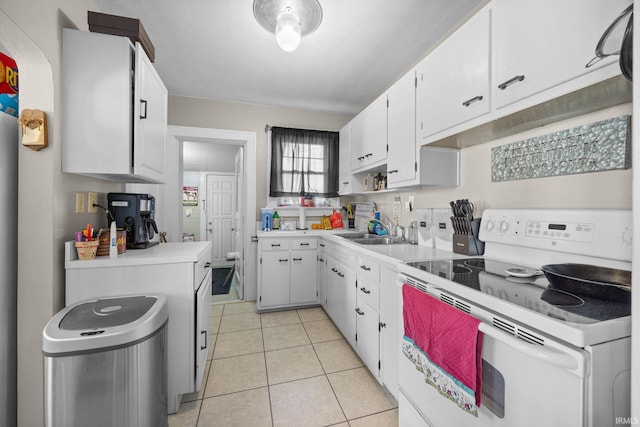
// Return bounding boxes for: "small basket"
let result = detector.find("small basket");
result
[75,240,100,260]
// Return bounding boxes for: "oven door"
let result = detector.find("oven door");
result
[398,281,589,427]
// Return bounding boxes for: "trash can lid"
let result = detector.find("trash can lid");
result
[42,294,168,356]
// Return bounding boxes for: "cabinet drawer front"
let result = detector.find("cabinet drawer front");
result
[357,256,380,281]
[291,238,317,250]
[195,252,212,289]
[357,277,380,310]
[261,239,291,251]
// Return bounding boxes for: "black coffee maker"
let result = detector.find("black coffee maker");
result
[107,193,159,249]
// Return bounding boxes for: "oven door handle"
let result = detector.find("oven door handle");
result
[478,323,580,371]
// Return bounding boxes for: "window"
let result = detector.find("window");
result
[269,126,339,197]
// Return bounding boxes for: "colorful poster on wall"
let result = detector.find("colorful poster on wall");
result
[0,52,18,117]
[183,186,198,206]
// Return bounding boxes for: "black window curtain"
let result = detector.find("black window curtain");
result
[269,126,339,197]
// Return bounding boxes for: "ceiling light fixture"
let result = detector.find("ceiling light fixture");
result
[253,0,323,53]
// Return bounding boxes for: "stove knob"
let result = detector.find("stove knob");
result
[484,219,495,232]
[499,220,510,233]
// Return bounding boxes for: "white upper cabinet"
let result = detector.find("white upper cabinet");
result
[492,0,631,110]
[416,7,491,139]
[387,70,417,186]
[62,29,168,183]
[350,92,388,173]
[338,123,352,195]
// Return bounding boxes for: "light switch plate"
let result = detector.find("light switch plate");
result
[75,193,85,213]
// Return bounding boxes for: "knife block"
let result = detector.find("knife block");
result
[452,218,485,256]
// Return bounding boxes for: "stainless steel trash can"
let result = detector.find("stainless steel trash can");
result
[43,294,168,427]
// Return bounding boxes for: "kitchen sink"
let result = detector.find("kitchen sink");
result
[335,233,378,240]
[351,237,409,245]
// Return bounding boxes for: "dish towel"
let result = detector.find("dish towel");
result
[402,284,484,416]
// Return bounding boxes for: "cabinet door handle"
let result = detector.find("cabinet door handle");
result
[271,243,281,247]
[379,322,387,330]
[337,272,344,278]
[279,258,289,262]
[139,99,148,119]
[498,75,525,90]
[292,257,302,261]
[360,287,371,294]
[204,262,211,268]
[318,257,325,262]
[462,95,484,107]
[365,153,373,158]
[319,243,325,247]
[343,181,349,185]
[360,265,371,271]
[355,308,365,316]
[358,156,365,161]
[331,267,337,272]
[200,331,207,350]
[387,170,398,174]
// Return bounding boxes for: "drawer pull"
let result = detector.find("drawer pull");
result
[358,156,365,161]
[320,243,325,247]
[498,75,525,90]
[271,243,281,247]
[462,95,484,107]
[200,331,207,350]
[331,267,337,272]
[360,287,371,294]
[279,258,289,263]
[292,257,303,261]
[337,272,344,278]
[300,243,310,246]
[318,257,325,262]
[355,308,365,316]
[388,170,398,174]
[360,265,371,271]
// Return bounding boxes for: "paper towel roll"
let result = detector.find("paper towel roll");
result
[298,207,306,229]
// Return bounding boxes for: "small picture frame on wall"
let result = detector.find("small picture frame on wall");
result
[183,186,198,206]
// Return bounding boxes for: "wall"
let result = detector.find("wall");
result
[183,171,201,240]
[347,103,632,223]
[168,96,352,215]
[0,2,124,425]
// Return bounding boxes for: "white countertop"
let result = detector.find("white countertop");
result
[259,228,462,267]
[65,241,212,269]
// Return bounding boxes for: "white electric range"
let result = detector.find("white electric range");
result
[397,209,632,427]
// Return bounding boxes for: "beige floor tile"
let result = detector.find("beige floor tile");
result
[205,352,267,397]
[182,359,211,402]
[210,304,224,317]
[348,409,399,427]
[168,399,200,427]
[303,319,343,343]
[206,334,216,361]
[210,316,221,334]
[262,323,310,351]
[261,310,301,328]
[297,306,329,322]
[198,387,271,427]
[223,301,257,315]
[219,311,262,333]
[327,367,395,420]
[313,339,363,373]
[270,376,346,427]
[213,328,264,359]
[265,344,324,385]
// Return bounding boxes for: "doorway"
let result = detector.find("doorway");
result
[156,126,257,303]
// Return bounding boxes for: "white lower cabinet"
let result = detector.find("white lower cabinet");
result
[326,251,357,348]
[258,237,318,310]
[317,242,327,308]
[355,297,381,379]
[379,266,400,399]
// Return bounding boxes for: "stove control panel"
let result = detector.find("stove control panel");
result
[480,209,632,262]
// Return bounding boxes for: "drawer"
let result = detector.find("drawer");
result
[195,252,212,290]
[261,239,291,251]
[291,238,317,250]
[357,255,380,281]
[357,276,379,310]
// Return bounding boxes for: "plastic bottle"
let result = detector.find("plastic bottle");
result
[272,210,280,230]
[109,221,118,259]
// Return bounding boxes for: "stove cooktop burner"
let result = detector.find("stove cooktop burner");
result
[405,257,630,323]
